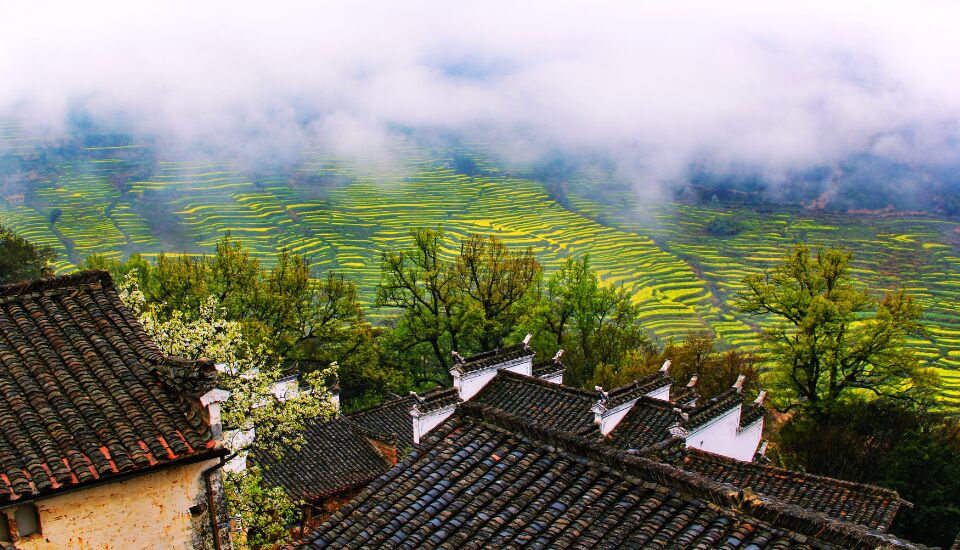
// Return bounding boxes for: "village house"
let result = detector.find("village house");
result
[257,334,930,548]
[0,272,232,549]
[293,402,926,548]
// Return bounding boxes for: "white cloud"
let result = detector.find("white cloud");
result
[2,0,959,181]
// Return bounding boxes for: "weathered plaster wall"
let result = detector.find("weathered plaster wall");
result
[9,458,222,550]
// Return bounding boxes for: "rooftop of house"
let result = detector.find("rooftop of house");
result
[253,416,393,503]
[293,403,927,549]
[469,369,597,434]
[681,448,908,531]
[603,395,686,451]
[347,394,418,448]
[451,341,534,375]
[0,271,225,504]
[531,357,564,379]
[602,370,672,409]
[347,387,459,448]
[685,386,754,430]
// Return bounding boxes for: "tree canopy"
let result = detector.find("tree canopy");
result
[87,233,401,405]
[736,244,937,416]
[0,223,55,284]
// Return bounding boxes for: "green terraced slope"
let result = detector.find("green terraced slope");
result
[1,133,959,406]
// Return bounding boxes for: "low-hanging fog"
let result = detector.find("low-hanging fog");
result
[2,0,959,194]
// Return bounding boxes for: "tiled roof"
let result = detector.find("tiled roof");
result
[531,358,563,379]
[0,271,224,504]
[739,402,765,428]
[604,371,671,408]
[453,342,534,374]
[604,397,684,451]
[670,383,699,407]
[685,387,744,430]
[682,448,907,530]
[295,403,927,549]
[348,395,417,448]
[348,387,457,448]
[411,387,460,414]
[469,370,596,434]
[254,416,392,502]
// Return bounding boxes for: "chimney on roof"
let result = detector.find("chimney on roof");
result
[522,333,532,348]
[199,388,231,442]
[753,390,767,406]
[552,349,564,362]
[733,374,746,392]
[686,375,698,387]
[660,360,671,373]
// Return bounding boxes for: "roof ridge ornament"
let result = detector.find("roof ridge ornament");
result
[733,374,746,392]
[522,333,532,348]
[552,349,564,363]
[659,360,671,373]
[686,375,698,387]
[753,390,767,406]
[451,351,466,365]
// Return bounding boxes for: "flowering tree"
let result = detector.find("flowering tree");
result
[119,271,337,547]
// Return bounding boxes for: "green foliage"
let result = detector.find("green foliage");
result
[376,231,640,389]
[91,234,398,403]
[774,399,960,548]
[377,228,477,382]
[705,215,745,236]
[377,229,541,386]
[517,254,647,387]
[0,223,55,283]
[455,233,542,350]
[224,466,299,549]
[118,270,337,548]
[737,244,937,416]
[592,331,762,399]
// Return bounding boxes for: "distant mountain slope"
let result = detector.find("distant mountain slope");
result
[1,128,958,407]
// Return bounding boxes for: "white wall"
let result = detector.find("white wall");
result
[685,406,763,461]
[732,418,764,461]
[455,356,533,400]
[645,385,670,401]
[599,400,637,435]
[540,372,563,385]
[412,405,457,444]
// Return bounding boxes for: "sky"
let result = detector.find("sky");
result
[2,1,959,184]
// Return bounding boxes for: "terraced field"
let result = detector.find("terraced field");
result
[563,190,960,406]
[1,132,959,405]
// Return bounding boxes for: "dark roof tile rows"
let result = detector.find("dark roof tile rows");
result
[670,383,699,407]
[470,370,596,434]
[682,448,907,530]
[295,404,926,549]
[347,395,417,448]
[411,387,460,414]
[0,271,222,503]
[254,417,392,502]
[685,387,745,430]
[604,396,685,452]
[739,402,766,428]
[531,358,563,379]
[453,342,533,374]
[604,371,671,409]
